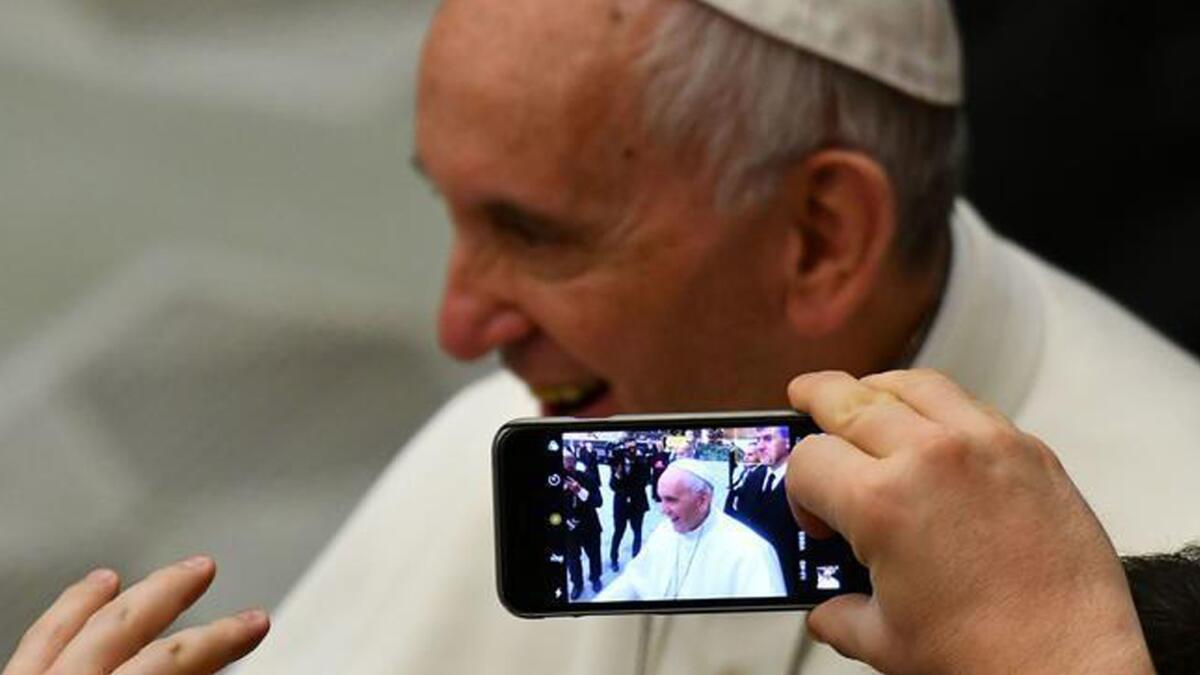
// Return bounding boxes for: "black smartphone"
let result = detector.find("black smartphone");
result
[493,411,871,618]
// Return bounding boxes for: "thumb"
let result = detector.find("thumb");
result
[807,594,891,669]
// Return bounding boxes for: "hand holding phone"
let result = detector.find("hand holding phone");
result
[785,370,1153,675]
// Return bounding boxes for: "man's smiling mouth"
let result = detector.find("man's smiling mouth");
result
[531,379,611,416]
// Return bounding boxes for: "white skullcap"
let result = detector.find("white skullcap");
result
[694,0,963,105]
[666,458,719,491]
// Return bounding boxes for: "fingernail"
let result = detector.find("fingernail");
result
[181,555,212,570]
[87,568,117,585]
[237,609,268,626]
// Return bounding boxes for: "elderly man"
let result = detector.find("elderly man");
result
[14,0,1200,673]
[597,460,785,601]
[230,0,1200,672]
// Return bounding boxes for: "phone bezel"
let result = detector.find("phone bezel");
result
[492,411,871,618]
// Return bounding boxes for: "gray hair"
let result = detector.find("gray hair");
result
[638,0,966,265]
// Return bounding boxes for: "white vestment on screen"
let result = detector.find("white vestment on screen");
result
[596,510,785,602]
[235,200,1200,674]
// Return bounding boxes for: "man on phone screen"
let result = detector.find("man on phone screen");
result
[597,460,785,601]
[726,427,803,594]
[562,450,604,600]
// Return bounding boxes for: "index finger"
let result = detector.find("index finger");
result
[861,369,1013,434]
[788,371,944,458]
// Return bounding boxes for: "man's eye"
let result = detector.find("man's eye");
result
[484,201,569,247]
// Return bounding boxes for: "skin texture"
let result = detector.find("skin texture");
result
[785,369,1155,675]
[2,557,268,675]
[657,466,711,533]
[416,0,947,417]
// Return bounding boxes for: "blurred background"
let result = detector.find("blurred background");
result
[0,0,484,651]
[1,0,1197,656]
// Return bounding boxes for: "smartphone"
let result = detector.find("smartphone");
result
[493,411,871,618]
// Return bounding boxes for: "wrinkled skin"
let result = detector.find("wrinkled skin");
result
[417,0,941,418]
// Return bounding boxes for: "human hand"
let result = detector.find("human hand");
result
[785,370,1152,675]
[3,556,268,675]
[563,477,582,494]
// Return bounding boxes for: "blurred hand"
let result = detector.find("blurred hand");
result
[564,477,582,494]
[3,557,268,675]
[785,370,1153,675]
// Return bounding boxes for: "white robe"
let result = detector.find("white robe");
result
[596,509,786,602]
[235,201,1200,675]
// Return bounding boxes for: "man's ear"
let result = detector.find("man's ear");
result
[778,150,898,337]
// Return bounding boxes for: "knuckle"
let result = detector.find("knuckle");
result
[1022,432,1065,472]
[143,635,190,664]
[921,427,971,465]
[831,390,893,435]
[978,400,1013,426]
[975,417,1010,445]
[82,600,146,644]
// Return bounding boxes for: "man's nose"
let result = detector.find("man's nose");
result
[437,260,535,362]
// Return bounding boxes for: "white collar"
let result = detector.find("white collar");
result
[910,200,1045,418]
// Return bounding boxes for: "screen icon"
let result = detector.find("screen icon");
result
[549,553,564,564]
[816,565,842,590]
[548,440,560,452]
[547,474,562,487]
[548,513,563,527]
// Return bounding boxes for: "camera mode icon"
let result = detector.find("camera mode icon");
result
[816,565,842,590]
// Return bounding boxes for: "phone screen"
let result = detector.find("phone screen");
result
[493,413,870,616]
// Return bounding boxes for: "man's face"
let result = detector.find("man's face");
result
[562,451,575,473]
[742,446,760,465]
[416,0,802,418]
[753,428,790,468]
[657,470,710,533]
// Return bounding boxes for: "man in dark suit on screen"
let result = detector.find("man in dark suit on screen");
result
[726,427,801,595]
[608,442,651,571]
[562,449,603,599]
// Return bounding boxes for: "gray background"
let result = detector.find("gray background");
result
[0,0,490,656]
